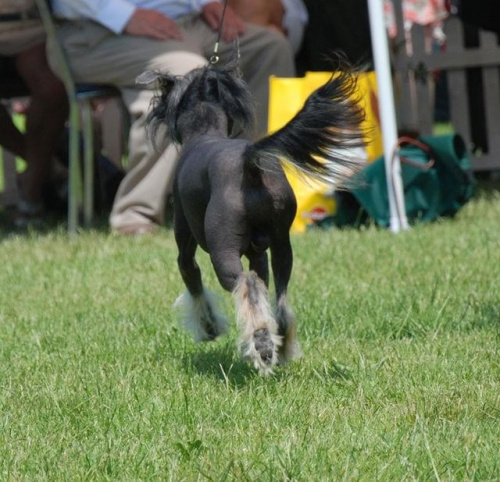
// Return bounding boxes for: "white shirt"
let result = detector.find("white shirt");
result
[52,0,220,35]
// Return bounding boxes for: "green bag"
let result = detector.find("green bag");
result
[332,134,475,227]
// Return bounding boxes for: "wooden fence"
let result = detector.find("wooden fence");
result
[392,3,500,171]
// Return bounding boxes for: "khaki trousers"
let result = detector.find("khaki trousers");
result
[48,15,295,228]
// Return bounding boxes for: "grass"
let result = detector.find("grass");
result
[1,185,499,480]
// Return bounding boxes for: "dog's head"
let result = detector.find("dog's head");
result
[138,52,254,146]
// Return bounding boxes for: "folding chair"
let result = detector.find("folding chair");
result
[35,0,123,233]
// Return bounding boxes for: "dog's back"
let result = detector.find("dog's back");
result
[176,134,296,255]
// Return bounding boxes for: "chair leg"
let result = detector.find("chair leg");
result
[68,100,82,235]
[81,100,94,228]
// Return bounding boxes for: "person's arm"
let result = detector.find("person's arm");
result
[269,0,285,32]
[52,0,135,33]
[52,0,181,39]
[124,8,181,39]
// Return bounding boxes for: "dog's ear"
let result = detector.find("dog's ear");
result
[136,70,178,94]
[136,70,161,86]
[142,70,190,146]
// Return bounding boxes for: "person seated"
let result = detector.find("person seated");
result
[229,0,308,54]
[49,0,296,235]
[0,0,68,228]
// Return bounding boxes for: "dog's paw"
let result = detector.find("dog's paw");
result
[174,290,228,342]
[242,328,282,376]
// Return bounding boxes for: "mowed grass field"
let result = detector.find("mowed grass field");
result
[0,186,499,480]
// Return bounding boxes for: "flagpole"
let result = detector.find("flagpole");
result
[367,0,409,232]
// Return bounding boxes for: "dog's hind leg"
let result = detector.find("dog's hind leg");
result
[211,251,281,374]
[271,234,302,363]
[232,271,282,375]
[205,218,280,374]
[174,208,227,342]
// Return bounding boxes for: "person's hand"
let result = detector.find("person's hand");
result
[124,9,182,40]
[202,2,246,42]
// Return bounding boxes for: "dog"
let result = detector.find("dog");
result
[138,54,365,375]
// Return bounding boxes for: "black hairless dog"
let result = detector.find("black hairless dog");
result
[138,54,365,374]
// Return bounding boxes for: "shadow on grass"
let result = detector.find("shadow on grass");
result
[472,174,500,201]
[181,343,259,387]
[0,208,114,239]
[180,342,311,387]
[470,301,500,333]
[0,203,174,239]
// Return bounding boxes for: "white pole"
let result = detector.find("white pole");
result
[367,0,409,232]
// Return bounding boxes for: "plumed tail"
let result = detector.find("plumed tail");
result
[244,66,367,188]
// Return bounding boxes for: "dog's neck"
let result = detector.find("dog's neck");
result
[177,102,229,144]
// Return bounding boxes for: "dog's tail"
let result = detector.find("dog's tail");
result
[244,64,366,188]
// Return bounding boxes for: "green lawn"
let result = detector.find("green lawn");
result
[1,185,499,480]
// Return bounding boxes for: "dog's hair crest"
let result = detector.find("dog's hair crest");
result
[138,58,255,146]
[141,53,367,374]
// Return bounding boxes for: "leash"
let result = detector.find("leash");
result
[209,0,229,64]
